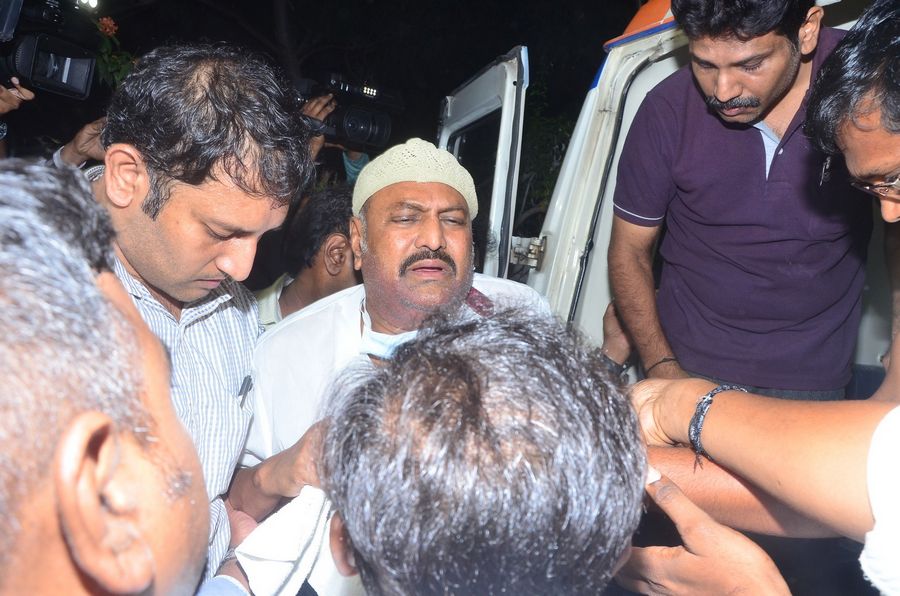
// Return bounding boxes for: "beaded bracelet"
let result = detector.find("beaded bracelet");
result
[688,384,746,464]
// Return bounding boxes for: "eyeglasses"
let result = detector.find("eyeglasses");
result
[850,173,900,198]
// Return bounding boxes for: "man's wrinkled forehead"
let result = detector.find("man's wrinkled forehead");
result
[838,103,900,181]
[370,182,470,213]
[689,31,787,63]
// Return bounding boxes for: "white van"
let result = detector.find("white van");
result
[438,0,885,396]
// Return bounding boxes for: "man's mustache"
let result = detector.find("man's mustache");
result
[399,249,457,275]
[705,95,761,111]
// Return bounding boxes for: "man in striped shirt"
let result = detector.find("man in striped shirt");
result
[91,43,314,578]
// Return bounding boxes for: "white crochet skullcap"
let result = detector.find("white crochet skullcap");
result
[352,138,478,218]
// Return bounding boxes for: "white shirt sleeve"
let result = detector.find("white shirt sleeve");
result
[860,405,900,594]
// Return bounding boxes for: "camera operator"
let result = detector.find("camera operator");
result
[302,93,337,161]
[301,92,370,183]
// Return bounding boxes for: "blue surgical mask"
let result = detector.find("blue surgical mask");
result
[359,305,418,360]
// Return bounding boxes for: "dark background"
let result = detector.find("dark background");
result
[3,0,641,160]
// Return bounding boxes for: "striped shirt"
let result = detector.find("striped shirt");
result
[113,258,260,578]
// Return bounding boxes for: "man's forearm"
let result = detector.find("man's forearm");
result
[648,446,835,538]
[608,230,683,377]
[659,385,894,540]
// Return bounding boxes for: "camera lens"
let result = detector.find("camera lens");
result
[339,107,390,147]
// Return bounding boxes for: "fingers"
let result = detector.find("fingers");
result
[79,117,108,161]
[616,545,684,596]
[642,473,791,595]
[10,78,35,101]
[87,116,107,132]
[614,475,719,595]
[301,93,337,121]
[601,301,632,364]
[74,117,106,144]
[309,134,326,161]
[0,88,23,114]
[629,380,678,446]
[0,78,35,115]
[645,474,719,549]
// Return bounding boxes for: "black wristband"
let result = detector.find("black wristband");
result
[645,356,677,374]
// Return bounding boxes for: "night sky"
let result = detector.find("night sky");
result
[4,0,640,154]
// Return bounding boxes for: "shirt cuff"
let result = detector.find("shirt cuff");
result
[52,146,86,169]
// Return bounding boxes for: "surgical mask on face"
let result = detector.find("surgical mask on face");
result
[359,304,418,359]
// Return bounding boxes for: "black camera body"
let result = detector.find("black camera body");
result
[1,0,96,100]
[297,74,403,149]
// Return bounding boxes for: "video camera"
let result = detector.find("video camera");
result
[297,74,403,149]
[1,0,96,100]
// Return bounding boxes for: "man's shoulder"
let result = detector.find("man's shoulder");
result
[628,66,701,137]
[651,65,694,91]
[644,66,696,106]
[473,273,533,295]
[255,284,364,353]
[254,274,290,330]
[818,27,846,59]
[472,274,549,312]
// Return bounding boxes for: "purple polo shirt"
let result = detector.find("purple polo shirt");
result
[613,28,871,391]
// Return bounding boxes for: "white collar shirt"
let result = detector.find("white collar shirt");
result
[244,274,550,467]
[112,258,260,578]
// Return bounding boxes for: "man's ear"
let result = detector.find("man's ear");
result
[103,143,151,210]
[798,5,824,56]
[329,513,359,577]
[323,233,352,276]
[54,411,155,593]
[349,218,364,271]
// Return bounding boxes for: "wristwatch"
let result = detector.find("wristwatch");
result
[599,351,630,380]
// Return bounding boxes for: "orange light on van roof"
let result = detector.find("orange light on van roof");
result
[603,0,675,51]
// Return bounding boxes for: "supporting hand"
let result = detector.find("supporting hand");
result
[301,94,337,161]
[601,301,632,365]
[228,420,326,522]
[629,378,714,447]
[617,473,790,596]
[60,117,107,165]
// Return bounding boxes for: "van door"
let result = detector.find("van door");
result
[437,46,528,278]
[525,8,688,346]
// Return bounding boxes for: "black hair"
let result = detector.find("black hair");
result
[102,43,314,218]
[671,0,816,45]
[282,184,353,275]
[806,0,900,155]
[321,307,646,595]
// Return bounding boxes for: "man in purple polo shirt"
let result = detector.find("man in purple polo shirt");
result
[609,0,872,398]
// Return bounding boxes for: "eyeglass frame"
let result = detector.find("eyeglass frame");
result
[850,173,900,198]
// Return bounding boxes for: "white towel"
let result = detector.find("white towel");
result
[235,486,365,596]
